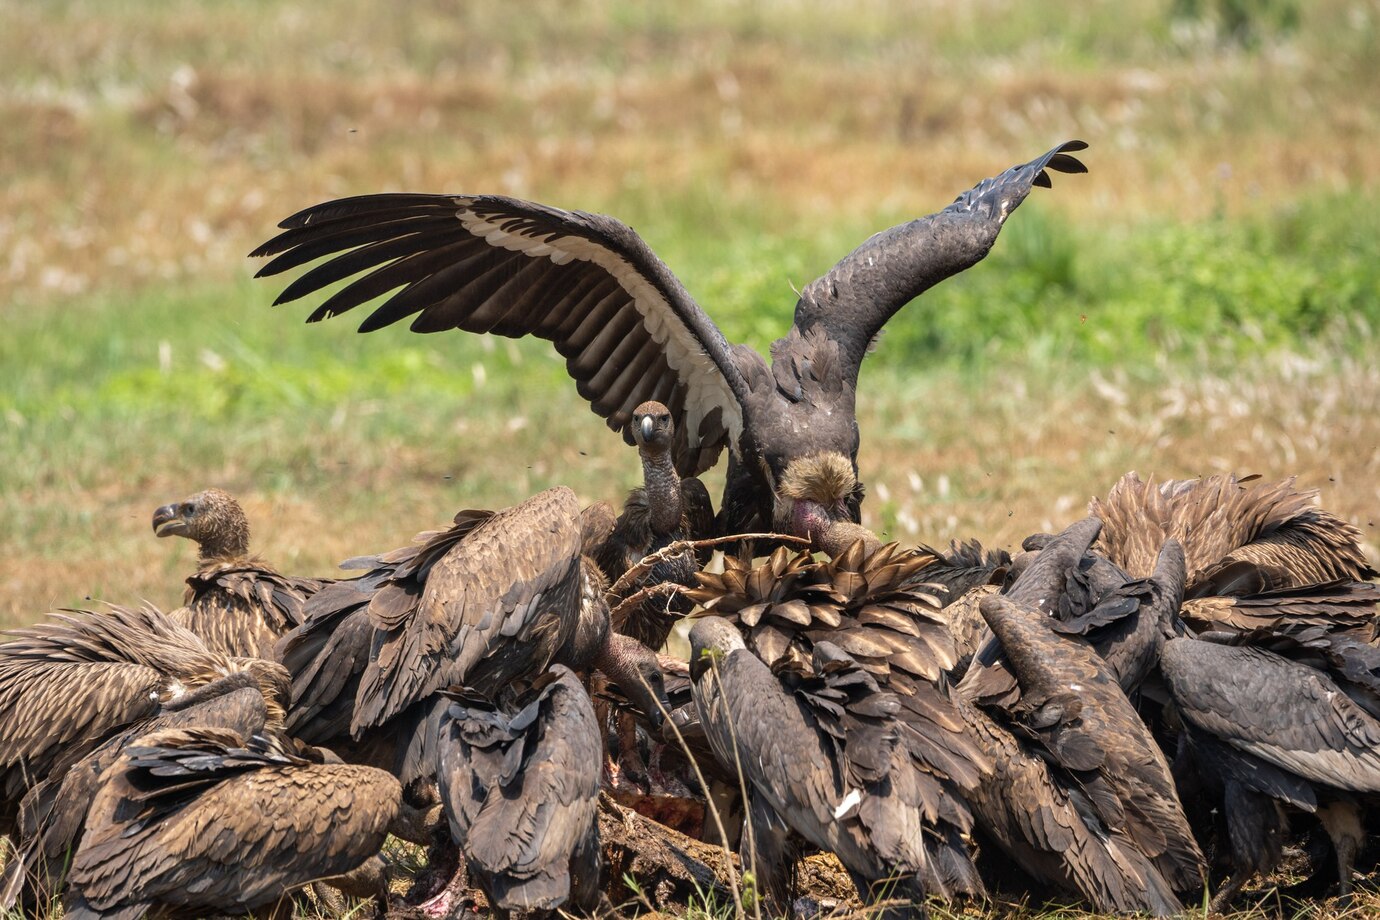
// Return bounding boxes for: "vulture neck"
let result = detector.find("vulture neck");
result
[817,520,881,559]
[639,445,683,536]
[196,526,250,564]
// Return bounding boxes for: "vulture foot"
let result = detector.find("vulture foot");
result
[1208,873,1248,914]
[390,801,447,846]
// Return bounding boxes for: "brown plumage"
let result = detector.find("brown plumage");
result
[279,488,667,776]
[153,488,323,659]
[911,539,1011,681]
[436,665,602,918]
[686,544,990,909]
[951,691,1186,915]
[1180,577,1380,640]
[596,400,715,651]
[1092,472,1377,591]
[351,487,666,735]
[689,617,969,917]
[962,517,1185,705]
[65,727,400,920]
[0,604,288,840]
[253,143,1087,537]
[1,674,278,911]
[1162,630,1380,908]
[969,570,1205,898]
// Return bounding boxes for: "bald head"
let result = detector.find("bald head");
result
[688,616,747,683]
[631,400,674,454]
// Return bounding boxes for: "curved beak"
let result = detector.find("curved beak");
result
[639,415,655,443]
[152,504,183,537]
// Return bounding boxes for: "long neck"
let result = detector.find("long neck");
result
[199,539,248,564]
[197,520,250,564]
[817,520,881,558]
[640,447,683,536]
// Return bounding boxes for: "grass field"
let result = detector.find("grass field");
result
[3,0,1377,629]
[2,3,1380,912]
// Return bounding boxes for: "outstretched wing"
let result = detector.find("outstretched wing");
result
[254,194,751,476]
[791,140,1088,384]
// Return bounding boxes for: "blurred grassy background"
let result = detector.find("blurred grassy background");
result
[2,0,1378,627]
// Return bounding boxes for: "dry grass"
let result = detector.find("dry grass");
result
[2,0,1378,304]
[3,349,1375,629]
[1,4,1379,912]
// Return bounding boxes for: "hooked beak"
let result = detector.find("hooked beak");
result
[639,416,654,443]
[152,504,183,537]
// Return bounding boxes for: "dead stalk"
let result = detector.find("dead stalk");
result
[605,533,809,602]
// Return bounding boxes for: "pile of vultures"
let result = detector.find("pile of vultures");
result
[3,141,1379,920]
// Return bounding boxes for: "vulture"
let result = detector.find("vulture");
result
[1092,472,1377,593]
[276,483,670,858]
[685,544,991,913]
[912,538,1011,681]
[343,486,667,736]
[0,604,288,841]
[689,617,951,918]
[595,399,715,651]
[962,516,1186,704]
[960,528,1205,906]
[1161,626,1380,909]
[435,665,602,918]
[153,488,323,659]
[65,727,400,920]
[1,670,280,911]
[1092,472,1379,648]
[253,141,1088,534]
[944,688,1185,915]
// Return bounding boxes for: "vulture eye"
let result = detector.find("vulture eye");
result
[180,502,196,516]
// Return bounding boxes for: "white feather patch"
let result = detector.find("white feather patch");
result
[454,203,744,448]
[834,788,862,820]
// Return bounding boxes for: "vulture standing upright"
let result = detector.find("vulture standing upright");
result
[595,399,715,651]
[153,488,324,659]
[435,665,603,918]
[253,142,1088,533]
[65,727,400,920]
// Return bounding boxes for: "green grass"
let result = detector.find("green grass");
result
[1,2,1379,911]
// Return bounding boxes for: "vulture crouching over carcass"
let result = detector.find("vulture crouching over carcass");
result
[959,524,1205,910]
[277,486,669,909]
[0,603,288,843]
[684,543,991,915]
[1161,626,1380,909]
[153,488,324,659]
[64,727,400,920]
[435,665,602,919]
[1092,472,1378,639]
[689,617,948,919]
[1,666,284,912]
[254,142,1087,537]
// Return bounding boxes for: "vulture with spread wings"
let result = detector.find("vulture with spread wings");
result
[253,142,1087,533]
